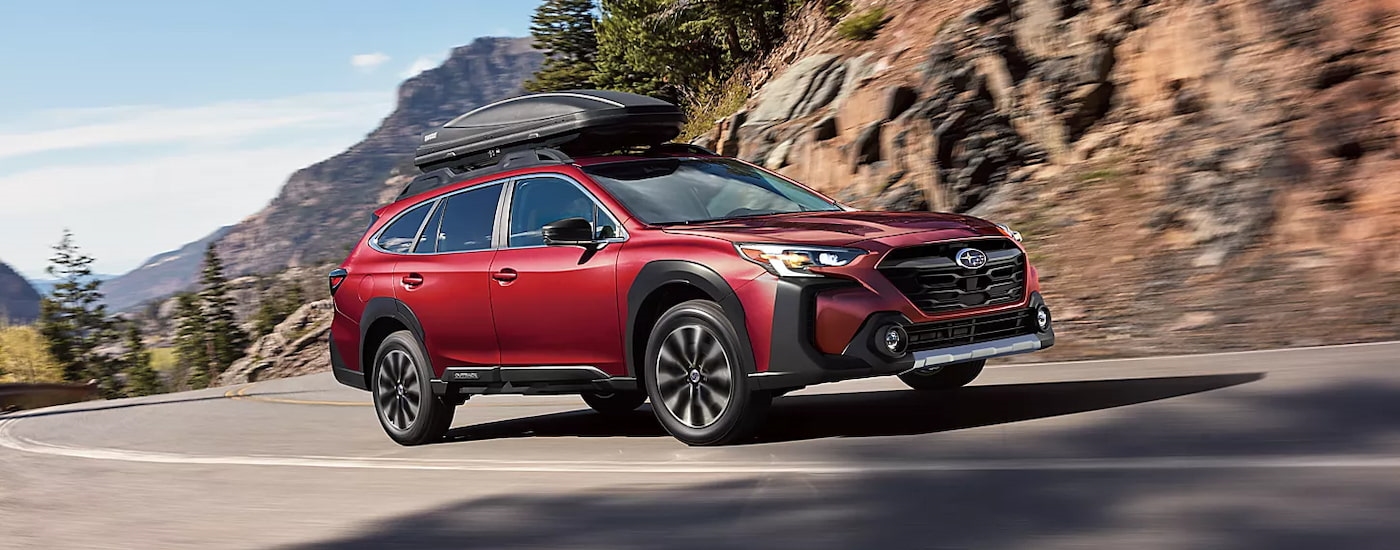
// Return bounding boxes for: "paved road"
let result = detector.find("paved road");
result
[2,342,1398,549]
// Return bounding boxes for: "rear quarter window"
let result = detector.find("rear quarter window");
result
[374,202,434,253]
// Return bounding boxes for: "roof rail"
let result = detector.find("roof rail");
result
[396,147,574,201]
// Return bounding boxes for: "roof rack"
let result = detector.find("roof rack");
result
[395,148,574,201]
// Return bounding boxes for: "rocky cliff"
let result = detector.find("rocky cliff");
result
[698,0,1400,356]
[104,37,543,309]
[0,261,41,324]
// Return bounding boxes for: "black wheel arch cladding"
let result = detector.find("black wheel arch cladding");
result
[625,260,756,379]
[359,297,432,381]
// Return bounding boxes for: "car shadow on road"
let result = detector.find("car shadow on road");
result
[443,372,1263,444]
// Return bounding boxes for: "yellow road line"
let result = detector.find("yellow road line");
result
[224,384,371,407]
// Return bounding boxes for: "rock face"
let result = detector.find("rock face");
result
[105,37,543,309]
[720,0,1400,355]
[219,300,334,385]
[101,227,231,312]
[0,261,41,324]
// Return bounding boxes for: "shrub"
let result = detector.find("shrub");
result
[679,77,752,141]
[823,0,852,21]
[0,324,64,383]
[836,7,890,41]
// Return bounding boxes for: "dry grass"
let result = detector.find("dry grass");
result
[0,324,63,383]
[679,77,752,141]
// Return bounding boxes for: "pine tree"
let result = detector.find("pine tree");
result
[524,0,600,92]
[36,230,115,384]
[172,292,209,389]
[198,244,247,385]
[120,322,162,397]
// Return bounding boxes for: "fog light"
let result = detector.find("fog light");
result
[1036,307,1052,332]
[878,324,908,357]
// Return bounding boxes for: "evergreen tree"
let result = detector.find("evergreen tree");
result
[524,0,600,92]
[120,322,162,396]
[198,244,247,384]
[172,292,209,389]
[36,230,115,384]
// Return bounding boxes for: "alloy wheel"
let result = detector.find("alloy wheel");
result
[376,349,421,431]
[655,324,732,428]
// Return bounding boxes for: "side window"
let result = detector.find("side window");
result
[434,184,504,253]
[375,201,433,254]
[413,203,445,253]
[508,177,619,247]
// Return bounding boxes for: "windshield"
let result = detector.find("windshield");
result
[583,158,842,224]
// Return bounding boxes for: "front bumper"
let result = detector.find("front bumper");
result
[748,280,1054,391]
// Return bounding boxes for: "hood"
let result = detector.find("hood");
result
[661,211,1001,247]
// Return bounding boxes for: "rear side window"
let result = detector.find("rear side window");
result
[430,184,503,253]
[375,202,433,253]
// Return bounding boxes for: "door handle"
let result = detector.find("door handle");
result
[492,268,518,283]
[401,273,424,288]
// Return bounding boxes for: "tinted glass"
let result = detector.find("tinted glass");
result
[584,159,840,224]
[508,177,619,247]
[375,201,433,253]
[413,203,445,253]
[434,184,503,253]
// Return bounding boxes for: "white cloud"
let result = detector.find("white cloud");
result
[350,52,391,71]
[1,146,354,277]
[401,55,441,78]
[0,92,395,277]
[0,92,390,161]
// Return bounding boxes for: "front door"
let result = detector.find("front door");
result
[488,176,626,375]
[393,183,505,375]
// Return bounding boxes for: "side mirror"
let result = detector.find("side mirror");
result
[542,217,595,246]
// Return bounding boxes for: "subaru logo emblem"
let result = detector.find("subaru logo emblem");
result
[954,248,988,269]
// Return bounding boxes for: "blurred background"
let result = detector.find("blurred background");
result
[2,1,1398,548]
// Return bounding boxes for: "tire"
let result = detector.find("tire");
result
[371,330,455,446]
[897,359,986,391]
[643,299,770,446]
[581,391,647,415]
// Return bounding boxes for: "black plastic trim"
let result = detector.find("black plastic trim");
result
[432,366,638,397]
[329,339,367,390]
[624,261,754,379]
[357,297,430,384]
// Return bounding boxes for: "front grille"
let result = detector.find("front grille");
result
[878,238,1026,314]
[906,309,1034,352]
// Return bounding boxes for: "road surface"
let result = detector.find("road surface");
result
[2,342,1399,549]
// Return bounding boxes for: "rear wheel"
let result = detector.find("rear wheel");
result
[581,391,647,415]
[643,300,769,446]
[372,331,455,445]
[897,359,986,391]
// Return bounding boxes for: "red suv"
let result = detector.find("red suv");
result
[329,148,1054,446]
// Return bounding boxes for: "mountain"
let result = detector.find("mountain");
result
[693,0,1400,355]
[102,37,542,310]
[0,261,41,324]
[100,227,230,312]
[27,274,118,297]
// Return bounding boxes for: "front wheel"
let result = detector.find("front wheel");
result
[644,300,770,446]
[897,359,986,391]
[372,330,455,446]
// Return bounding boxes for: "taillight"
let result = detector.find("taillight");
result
[328,268,348,294]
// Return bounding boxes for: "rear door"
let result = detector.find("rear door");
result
[392,183,505,375]
[488,175,627,375]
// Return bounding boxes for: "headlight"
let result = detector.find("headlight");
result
[736,243,866,278]
[995,223,1023,242]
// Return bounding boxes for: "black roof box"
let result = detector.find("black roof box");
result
[413,90,685,172]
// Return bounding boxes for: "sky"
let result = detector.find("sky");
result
[0,1,538,279]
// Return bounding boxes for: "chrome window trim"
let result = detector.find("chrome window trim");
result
[368,199,440,255]
[502,172,629,249]
[368,179,509,256]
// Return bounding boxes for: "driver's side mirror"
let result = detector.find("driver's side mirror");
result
[542,217,595,246]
